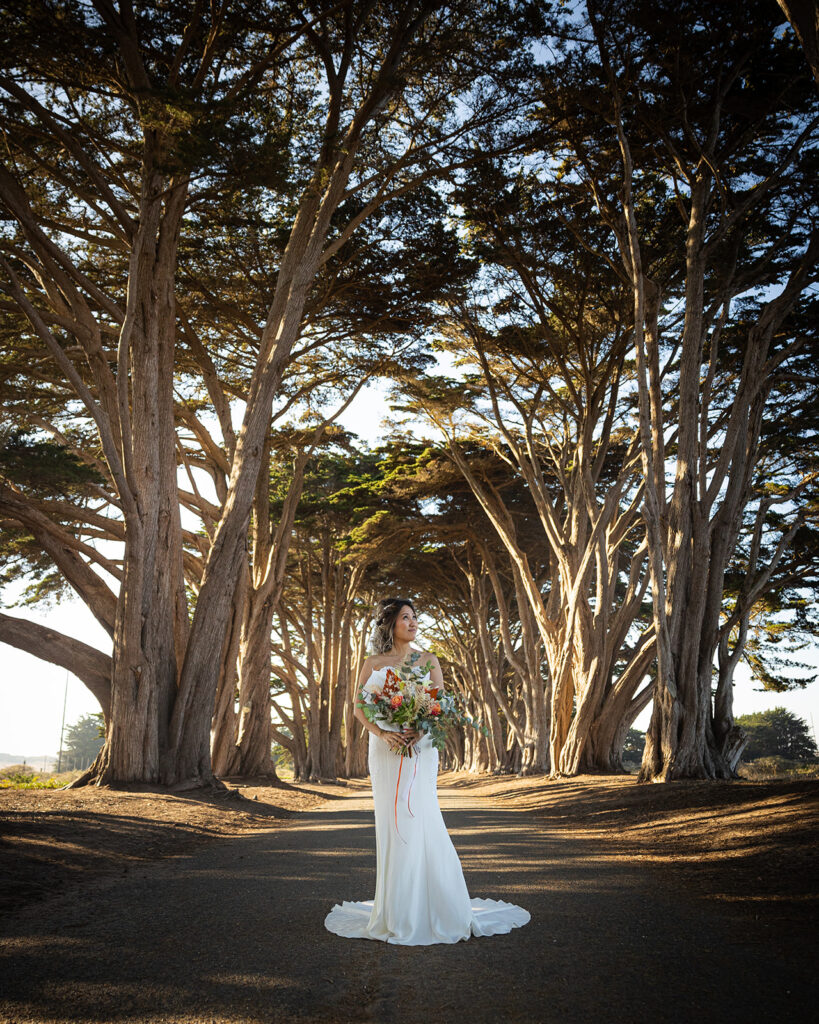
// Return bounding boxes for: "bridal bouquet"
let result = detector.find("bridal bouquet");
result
[358,659,487,757]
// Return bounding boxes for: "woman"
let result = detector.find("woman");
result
[324,597,530,945]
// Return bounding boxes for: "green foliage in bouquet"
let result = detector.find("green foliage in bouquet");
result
[357,657,489,755]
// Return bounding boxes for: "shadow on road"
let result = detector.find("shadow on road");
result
[0,793,814,1024]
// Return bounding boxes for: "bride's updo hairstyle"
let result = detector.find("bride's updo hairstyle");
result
[369,597,416,655]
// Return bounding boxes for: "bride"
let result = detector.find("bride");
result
[324,597,530,945]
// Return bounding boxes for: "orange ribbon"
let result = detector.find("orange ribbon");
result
[394,751,404,841]
[393,742,419,843]
[407,755,418,817]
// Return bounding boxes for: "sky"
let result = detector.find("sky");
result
[1,376,817,759]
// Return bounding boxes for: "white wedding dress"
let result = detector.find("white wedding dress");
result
[324,664,530,945]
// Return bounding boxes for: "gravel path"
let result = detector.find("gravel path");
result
[0,781,812,1024]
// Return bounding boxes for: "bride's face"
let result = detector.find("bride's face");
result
[393,604,418,644]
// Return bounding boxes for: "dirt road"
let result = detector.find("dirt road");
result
[0,780,814,1023]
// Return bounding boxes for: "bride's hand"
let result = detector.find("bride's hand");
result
[382,731,405,753]
[401,726,421,745]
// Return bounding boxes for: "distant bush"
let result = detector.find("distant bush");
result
[0,763,35,777]
[737,756,819,781]
[736,708,817,761]
[60,712,104,769]
[272,742,294,773]
[622,728,645,763]
[0,771,62,789]
[0,766,82,789]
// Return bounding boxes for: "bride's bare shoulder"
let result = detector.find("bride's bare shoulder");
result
[358,655,377,677]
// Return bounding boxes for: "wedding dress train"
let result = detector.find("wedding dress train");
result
[324,666,530,946]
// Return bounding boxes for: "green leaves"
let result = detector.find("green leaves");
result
[736,707,817,761]
[0,431,104,497]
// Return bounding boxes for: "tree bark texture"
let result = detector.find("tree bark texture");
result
[209,444,310,779]
[271,542,367,781]
[592,7,819,780]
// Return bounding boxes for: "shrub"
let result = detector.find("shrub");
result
[272,743,294,773]
[736,708,817,761]
[737,756,819,780]
[0,763,37,779]
[0,771,63,789]
[0,767,82,789]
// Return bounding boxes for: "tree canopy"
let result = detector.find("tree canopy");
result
[60,712,105,771]
[0,0,817,786]
[736,708,818,761]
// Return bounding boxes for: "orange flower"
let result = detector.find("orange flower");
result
[430,702,441,716]
[426,687,439,699]
[390,694,403,708]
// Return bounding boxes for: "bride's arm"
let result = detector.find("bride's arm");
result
[353,658,403,751]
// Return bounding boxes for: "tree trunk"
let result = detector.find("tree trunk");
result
[81,165,190,788]
[210,445,309,779]
[218,586,279,779]
[344,615,371,778]
[210,568,248,777]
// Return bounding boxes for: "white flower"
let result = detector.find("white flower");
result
[361,677,383,702]
[415,691,432,715]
